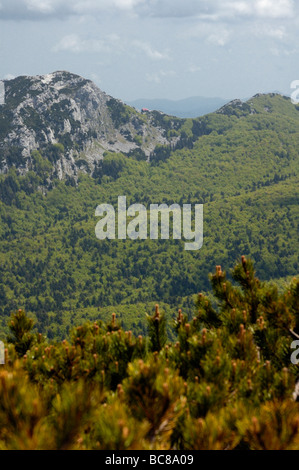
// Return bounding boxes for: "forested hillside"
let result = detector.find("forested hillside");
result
[0,76,298,340]
[1,258,299,450]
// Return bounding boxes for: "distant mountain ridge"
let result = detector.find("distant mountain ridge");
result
[126,96,230,118]
[0,71,295,187]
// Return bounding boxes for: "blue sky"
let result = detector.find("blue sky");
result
[0,0,298,101]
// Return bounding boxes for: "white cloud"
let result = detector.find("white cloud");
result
[136,0,214,19]
[26,0,55,14]
[53,34,120,54]
[258,25,286,39]
[72,0,144,14]
[135,0,296,21]
[0,0,145,20]
[113,0,143,10]
[54,34,84,53]
[254,0,294,19]
[132,41,170,60]
[207,30,231,46]
[224,0,294,19]
[53,34,167,62]
[227,2,252,15]
[186,22,232,47]
[146,70,175,83]
[189,65,202,73]
[0,0,296,21]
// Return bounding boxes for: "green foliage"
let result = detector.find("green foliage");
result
[106,98,134,128]
[31,150,52,179]
[44,143,65,163]
[0,86,298,449]
[93,152,127,182]
[146,304,167,352]
[0,258,299,450]
[7,309,36,357]
[0,93,298,340]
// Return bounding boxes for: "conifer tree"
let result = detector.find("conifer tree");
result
[7,309,35,357]
[1,257,298,450]
[146,304,167,352]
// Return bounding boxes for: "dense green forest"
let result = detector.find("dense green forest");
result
[1,257,299,450]
[0,82,298,451]
[0,93,298,340]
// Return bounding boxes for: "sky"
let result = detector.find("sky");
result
[0,0,298,101]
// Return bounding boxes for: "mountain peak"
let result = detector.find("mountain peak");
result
[216,92,294,118]
[0,71,181,180]
[4,70,85,82]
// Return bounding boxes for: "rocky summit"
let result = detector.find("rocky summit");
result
[0,71,181,180]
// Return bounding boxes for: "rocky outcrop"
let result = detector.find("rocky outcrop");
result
[0,71,181,179]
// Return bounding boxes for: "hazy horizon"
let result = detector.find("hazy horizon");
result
[1,70,290,106]
[0,1,298,102]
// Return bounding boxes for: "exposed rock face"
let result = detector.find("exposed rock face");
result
[216,99,254,117]
[0,71,180,179]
